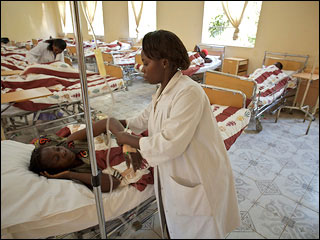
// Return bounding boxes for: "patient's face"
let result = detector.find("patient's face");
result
[40,146,76,170]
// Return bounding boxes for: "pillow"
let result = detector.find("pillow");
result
[1,140,96,230]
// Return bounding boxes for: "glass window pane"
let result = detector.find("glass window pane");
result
[128,1,156,41]
[202,1,262,48]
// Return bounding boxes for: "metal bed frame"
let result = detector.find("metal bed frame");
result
[1,100,97,139]
[252,51,309,132]
[48,196,157,239]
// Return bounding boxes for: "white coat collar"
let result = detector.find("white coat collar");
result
[152,71,182,104]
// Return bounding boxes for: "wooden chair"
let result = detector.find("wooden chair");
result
[135,53,143,65]
[25,44,32,50]
[32,39,38,47]
[104,64,123,79]
[64,57,72,66]
[66,46,77,56]
[102,52,113,64]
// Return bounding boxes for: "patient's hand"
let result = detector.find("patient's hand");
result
[40,170,70,179]
[124,151,143,172]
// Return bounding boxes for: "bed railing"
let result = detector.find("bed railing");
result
[201,84,247,108]
[203,70,257,103]
[263,51,309,73]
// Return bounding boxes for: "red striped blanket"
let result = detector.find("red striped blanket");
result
[1,46,28,71]
[1,62,124,111]
[248,65,294,106]
[212,104,251,150]
[182,52,205,76]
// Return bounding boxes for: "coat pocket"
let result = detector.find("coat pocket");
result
[169,176,212,216]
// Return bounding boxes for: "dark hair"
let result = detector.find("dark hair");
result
[142,30,190,71]
[45,38,67,51]
[275,62,283,70]
[29,145,69,175]
[29,147,45,175]
[1,37,10,44]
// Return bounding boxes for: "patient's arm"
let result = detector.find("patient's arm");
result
[66,118,125,142]
[41,170,121,192]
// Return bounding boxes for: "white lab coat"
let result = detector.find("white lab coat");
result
[127,71,240,239]
[26,41,64,64]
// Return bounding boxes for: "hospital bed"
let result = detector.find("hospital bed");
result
[102,49,139,86]
[130,45,224,83]
[1,83,251,238]
[202,70,254,150]
[1,45,29,71]
[183,44,225,83]
[247,51,309,131]
[1,62,125,139]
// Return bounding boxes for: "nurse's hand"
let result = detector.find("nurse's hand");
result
[114,131,141,149]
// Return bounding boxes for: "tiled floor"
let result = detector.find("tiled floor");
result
[8,74,319,239]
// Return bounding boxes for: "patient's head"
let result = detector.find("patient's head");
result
[29,145,78,175]
[274,62,283,70]
[45,39,67,55]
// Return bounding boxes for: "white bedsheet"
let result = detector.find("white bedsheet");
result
[1,140,155,239]
[195,55,221,74]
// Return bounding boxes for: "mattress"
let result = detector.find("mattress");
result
[1,140,155,239]
[195,55,221,74]
[212,104,251,150]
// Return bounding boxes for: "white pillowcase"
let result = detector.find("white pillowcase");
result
[1,140,95,230]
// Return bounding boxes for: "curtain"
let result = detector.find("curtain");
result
[81,1,97,45]
[221,1,248,40]
[57,1,66,31]
[131,1,144,38]
[82,1,97,25]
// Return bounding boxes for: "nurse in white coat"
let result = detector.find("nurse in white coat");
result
[26,38,66,64]
[114,30,240,239]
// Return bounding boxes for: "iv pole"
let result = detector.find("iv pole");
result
[70,1,107,238]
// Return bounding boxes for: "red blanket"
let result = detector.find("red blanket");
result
[1,63,122,111]
[55,127,154,192]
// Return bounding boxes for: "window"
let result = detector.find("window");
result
[63,1,73,34]
[128,1,156,41]
[201,1,262,48]
[62,1,104,37]
[88,1,104,36]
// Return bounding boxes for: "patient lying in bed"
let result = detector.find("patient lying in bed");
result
[28,118,153,193]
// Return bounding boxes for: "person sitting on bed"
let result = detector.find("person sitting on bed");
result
[28,118,148,193]
[26,38,67,64]
[193,44,212,63]
[274,61,283,70]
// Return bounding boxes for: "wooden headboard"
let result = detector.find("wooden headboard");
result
[263,51,309,72]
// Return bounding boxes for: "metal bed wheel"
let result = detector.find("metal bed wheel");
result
[255,119,263,132]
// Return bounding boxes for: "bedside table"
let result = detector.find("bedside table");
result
[222,57,249,76]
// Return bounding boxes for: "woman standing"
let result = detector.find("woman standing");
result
[114,30,240,238]
[26,38,67,64]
